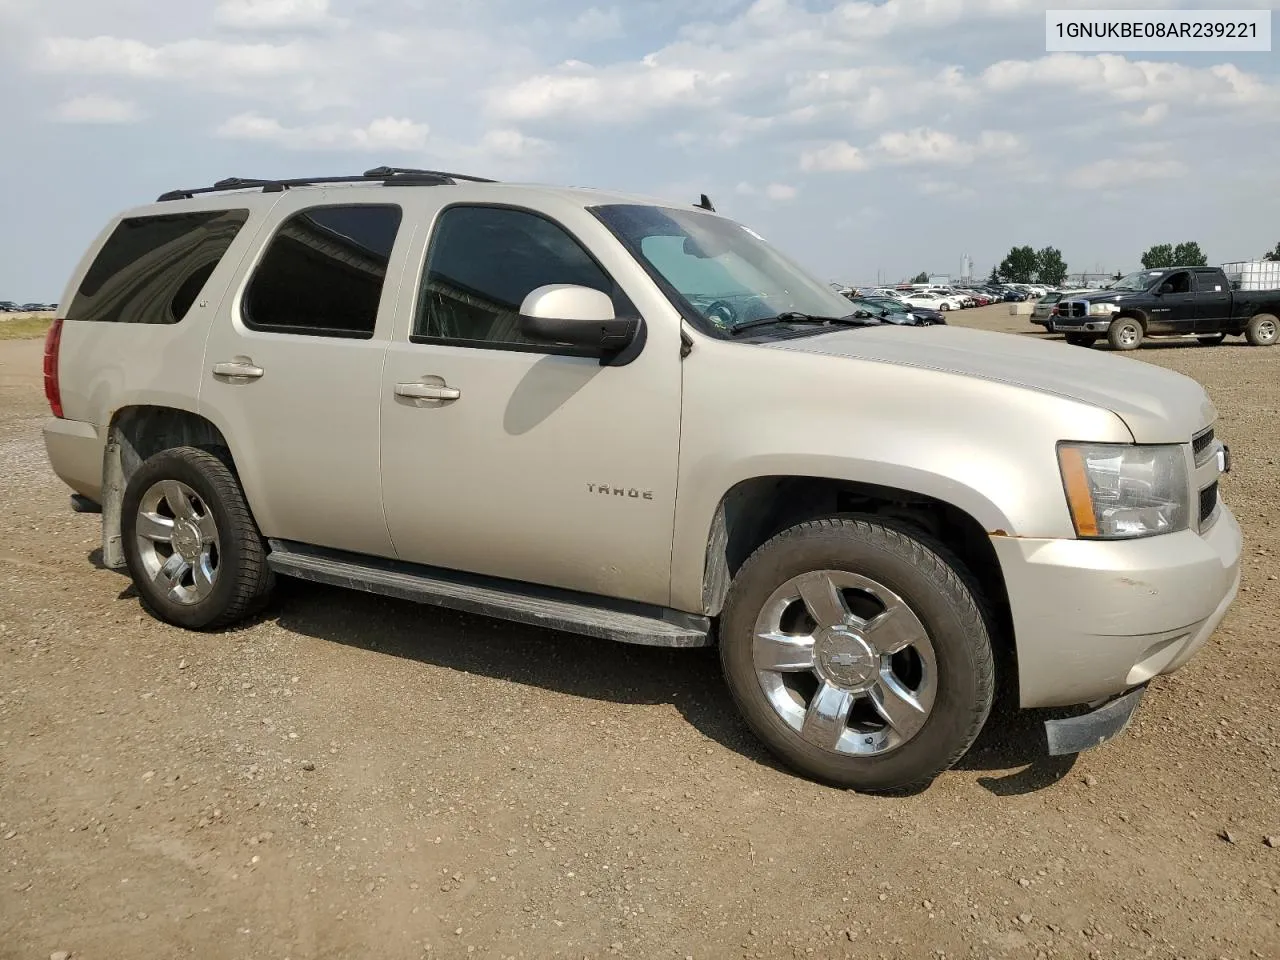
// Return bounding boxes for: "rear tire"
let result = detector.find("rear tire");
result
[121,446,275,631]
[1064,333,1097,347]
[1107,317,1143,351]
[718,517,995,793]
[1245,313,1278,346]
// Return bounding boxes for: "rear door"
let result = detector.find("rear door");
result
[199,194,410,558]
[1192,269,1231,332]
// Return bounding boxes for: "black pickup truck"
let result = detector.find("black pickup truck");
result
[1047,266,1280,350]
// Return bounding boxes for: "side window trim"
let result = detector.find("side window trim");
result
[240,202,404,341]
[408,201,636,356]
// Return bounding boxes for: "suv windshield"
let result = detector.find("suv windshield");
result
[1111,270,1165,292]
[592,204,856,336]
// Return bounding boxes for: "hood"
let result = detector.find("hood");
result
[765,324,1214,442]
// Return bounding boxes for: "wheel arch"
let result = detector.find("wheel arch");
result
[698,475,1016,687]
[99,405,243,568]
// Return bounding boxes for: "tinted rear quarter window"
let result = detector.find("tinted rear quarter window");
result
[243,205,402,339]
[66,210,249,324]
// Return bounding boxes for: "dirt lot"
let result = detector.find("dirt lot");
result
[2,308,1278,960]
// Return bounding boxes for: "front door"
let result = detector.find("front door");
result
[200,196,409,557]
[379,202,683,606]
[1147,270,1195,335]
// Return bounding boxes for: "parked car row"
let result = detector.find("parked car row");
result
[833,282,1041,312]
[0,300,57,312]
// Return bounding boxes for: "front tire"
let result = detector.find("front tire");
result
[719,517,995,793]
[121,446,275,631]
[1246,313,1278,346]
[1107,317,1143,351]
[1064,333,1098,347]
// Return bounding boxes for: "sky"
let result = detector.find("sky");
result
[0,0,1277,299]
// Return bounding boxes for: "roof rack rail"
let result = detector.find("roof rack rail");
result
[156,167,498,202]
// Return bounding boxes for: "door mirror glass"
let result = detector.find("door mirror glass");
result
[519,284,640,356]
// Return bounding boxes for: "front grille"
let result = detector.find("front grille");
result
[1056,301,1087,319]
[1199,481,1219,528]
[1192,426,1215,462]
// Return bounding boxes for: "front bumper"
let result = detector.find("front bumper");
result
[992,507,1242,709]
[1050,317,1112,332]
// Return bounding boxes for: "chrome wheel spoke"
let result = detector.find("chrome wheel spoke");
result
[800,682,855,750]
[869,675,929,740]
[754,631,816,672]
[191,553,216,600]
[195,508,218,543]
[154,552,189,597]
[136,511,175,543]
[796,572,848,630]
[160,480,196,521]
[862,599,927,656]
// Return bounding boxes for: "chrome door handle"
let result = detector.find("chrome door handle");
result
[212,361,264,381]
[395,382,460,401]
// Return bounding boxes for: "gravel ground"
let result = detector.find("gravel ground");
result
[2,311,1278,960]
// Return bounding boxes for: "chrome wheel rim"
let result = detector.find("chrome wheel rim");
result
[1118,323,1139,346]
[1257,318,1277,342]
[135,480,220,605]
[752,571,937,757]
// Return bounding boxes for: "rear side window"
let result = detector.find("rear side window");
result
[243,205,402,339]
[66,210,249,324]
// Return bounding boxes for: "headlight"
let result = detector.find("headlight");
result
[1089,302,1117,316]
[1057,443,1190,539]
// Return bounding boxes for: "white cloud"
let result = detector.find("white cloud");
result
[800,140,868,172]
[489,58,736,123]
[873,127,1022,165]
[52,94,142,124]
[216,112,430,151]
[765,183,797,201]
[214,0,342,31]
[477,128,550,160]
[1067,157,1187,190]
[1126,103,1169,126]
[41,35,308,79]
[981,53,1280,107]
[567,7,623,41]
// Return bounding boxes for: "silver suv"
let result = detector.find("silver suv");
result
[41,167,1242,792]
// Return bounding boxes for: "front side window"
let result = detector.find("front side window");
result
[67,209,249,325]
[414,205,621,349]
[243,205,402,339]
[592,204,855,337]
[1111,270,1166,292]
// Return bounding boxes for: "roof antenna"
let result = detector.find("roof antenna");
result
[695,193,715,212]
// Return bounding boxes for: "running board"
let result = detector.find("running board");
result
[265,540,712,648]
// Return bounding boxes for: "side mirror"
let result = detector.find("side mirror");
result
[518,284,643,362]
[1156,284,1171,295]
[852,309,871,319]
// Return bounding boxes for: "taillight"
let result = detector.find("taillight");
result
[43,318,64,418]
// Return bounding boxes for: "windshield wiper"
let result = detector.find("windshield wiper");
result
[729,312,882,336]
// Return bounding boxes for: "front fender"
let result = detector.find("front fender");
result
[668,341,1131,613]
